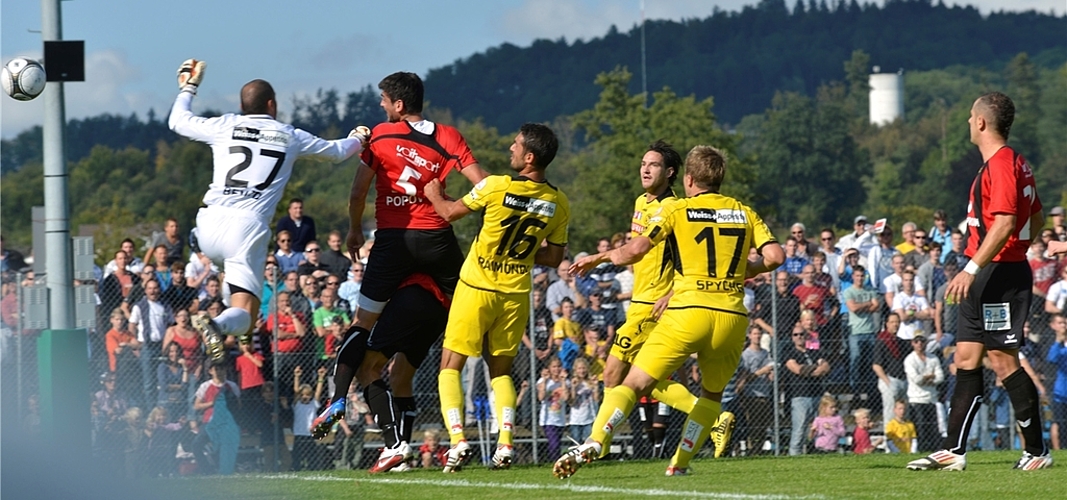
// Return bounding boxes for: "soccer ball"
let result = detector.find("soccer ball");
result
[2,57,47,101]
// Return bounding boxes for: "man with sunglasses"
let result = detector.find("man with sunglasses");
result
[784,325,831,455]
[866,224,900,294]
[790,223,819,260]
[904,230,931,270]
[297,241,331,281]
[274,230,303,275]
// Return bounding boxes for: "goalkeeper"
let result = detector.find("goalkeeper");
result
[168,59,369,362]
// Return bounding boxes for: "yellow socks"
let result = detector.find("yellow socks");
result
[438,368,465,446]
[491,375,516,447]
[651,379,698,414]
[669,397,721,469]
[589,385,638,452]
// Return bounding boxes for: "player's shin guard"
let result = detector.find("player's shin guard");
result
[394,396,417,444]
[215,307,251,337]
[1003,368,1046,456]
[439,369,466,446]
[590,385,638,450]
[669,397,720,469]
[364,380,399,448]
[491,376,517,447]
[941,367,983,454]
[651,379,698,414]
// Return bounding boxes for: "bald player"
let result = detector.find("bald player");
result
[168,59,368,361]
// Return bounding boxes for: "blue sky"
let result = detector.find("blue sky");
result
[1,0,1062,138]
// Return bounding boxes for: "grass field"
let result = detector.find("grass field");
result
[155,450,1061,499]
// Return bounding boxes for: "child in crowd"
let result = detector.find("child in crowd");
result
[885,400,917,453]
[291,365,326,471]
[419,429,449,469]
[852,408,884,454]
[235,339,265,427]
[538,357,570,460]
[568,357,600,444]
[809,394,846,453]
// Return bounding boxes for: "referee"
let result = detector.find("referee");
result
[907,92,1051,471]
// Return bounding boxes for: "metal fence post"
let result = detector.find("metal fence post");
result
[270,267,280,472]
[16,272,24,420]
[528,289,539,465]
[771,283,780,457]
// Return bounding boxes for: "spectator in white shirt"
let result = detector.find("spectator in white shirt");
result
[891,271,932,340]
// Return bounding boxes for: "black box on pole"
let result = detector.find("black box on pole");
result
[43,40,84,82]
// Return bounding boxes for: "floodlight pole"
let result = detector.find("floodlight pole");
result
[42,0,74,329]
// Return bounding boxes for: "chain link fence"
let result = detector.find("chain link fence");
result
[2,256,1053,478]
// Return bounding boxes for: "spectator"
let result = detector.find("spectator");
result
[337,262,363,313]
[281,270,301,295]
[100,250,142,324]
[104,307,141,405]
[274,230,304,275]
[903,229,930,270]
[161,262,198,313]
[810,252,835,293]
[785,326,831,455]
[297,241,331,281]
[782,237,809,276]
[521,289,556,374]
[266,291,308,398]
[157,343,191,420]
[1045,266,1067,317]
[143,217,185,268]
[942,229,968,267]
[885,400,917,453]
[546,259,586,321]
[252,382,291,472]
[836,215,876,258]
[162,309,203,379]
[0,234,28,273]
[896,222,918,255]
[103,239,144,277]
[615,264,634,312]
[1047,314,1067,450]
[129,279,174,406]
[928,210,951,249]
[276,198,317,253]
[312,287,349,362]
[753,270,801,351]
[193,361,241,475]
[1050,206,1065,231]
[575,292,615,351]
[537,358,570,461]
[817,229,842,284]
[588,263,624,327]
[852,408,883,454]
[142,406,182,477]
[95,372,130,426]
[904,333,943,452]
[196,277,222,313]
[1030,239,1060,300]
[261,258,284,317]
[891,271,932,341]
[292,274,321,329]
[322,275,349,313]
[793,264,832,326]
[120,407,145,479]
[883,254,926,307]
[738,325,774,452]
[933,260,961,351]
[290,365,326,471]
[843,265,881,395]
[809,395,846,453]
[866,224,900,290]
[419,429,448,469]
[235,339,265,428]
[149,245,173,292]
[915,242,945,293]
[553,298,582,368]
[320,230,352,279]
[872,313,909,426]
[568,357,600,444]
[790,223,819,259]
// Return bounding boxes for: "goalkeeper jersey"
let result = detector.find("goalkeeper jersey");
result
[642,192,775,315]
[630,189,678,304]
[458,175,569,294]
[169,91,361,219]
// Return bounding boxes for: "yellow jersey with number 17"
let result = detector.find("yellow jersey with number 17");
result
[459,175,570,294]
[643,192,775,315]
[630,190,678,304]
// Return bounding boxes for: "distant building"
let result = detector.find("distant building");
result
[869,67,904,126]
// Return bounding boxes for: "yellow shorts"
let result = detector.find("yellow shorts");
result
[442,281,529,358]
[632,307,748,394]
[609,302,659,364]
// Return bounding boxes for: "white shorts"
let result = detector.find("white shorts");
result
[195,205,270,300]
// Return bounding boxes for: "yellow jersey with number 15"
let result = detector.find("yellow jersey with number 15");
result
[630,190,678,304]
[459,175,570,294]
[643,192,775,315]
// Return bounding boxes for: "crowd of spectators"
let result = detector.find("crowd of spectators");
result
[2,203,1066,474]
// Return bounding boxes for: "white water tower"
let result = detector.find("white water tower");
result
[869,66,904,126]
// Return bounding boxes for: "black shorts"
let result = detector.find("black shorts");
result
[359,227,463,313]
[957,260,1032,351]
[366,285,448,369]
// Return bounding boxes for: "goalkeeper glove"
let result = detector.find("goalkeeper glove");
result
[349,125,371,150]
[177,59,206,94]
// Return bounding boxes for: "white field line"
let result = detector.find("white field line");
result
[251,474,825,500]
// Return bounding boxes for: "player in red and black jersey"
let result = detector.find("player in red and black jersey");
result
[316,72,488,438]
[908,92,1052,472]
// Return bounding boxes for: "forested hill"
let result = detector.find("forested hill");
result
[424,0,1066,130]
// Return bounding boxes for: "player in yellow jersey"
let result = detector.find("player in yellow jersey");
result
[554,145,784,478]
[424,123,570,472]
[603,140,707,458]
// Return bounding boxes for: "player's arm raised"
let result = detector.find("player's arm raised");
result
[424,178,473,223]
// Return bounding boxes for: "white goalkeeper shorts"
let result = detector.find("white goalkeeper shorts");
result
[195,205,270,300]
